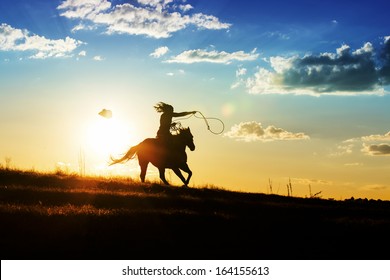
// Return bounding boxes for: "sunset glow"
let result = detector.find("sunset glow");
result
[85,116,133,158]
[1,0,390,200]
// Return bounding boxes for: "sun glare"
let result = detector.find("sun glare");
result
[84,116,136,174]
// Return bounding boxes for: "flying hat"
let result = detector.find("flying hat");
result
[98,109,112,119]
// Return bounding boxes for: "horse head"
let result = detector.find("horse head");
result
[178,127,195,151]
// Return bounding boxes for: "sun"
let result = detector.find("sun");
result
[84,115,135,172]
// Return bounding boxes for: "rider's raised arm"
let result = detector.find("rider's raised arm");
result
[172,111,196,117]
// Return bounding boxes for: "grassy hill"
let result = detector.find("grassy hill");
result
[1,168,390,260]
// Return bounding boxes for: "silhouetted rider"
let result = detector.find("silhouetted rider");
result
[154,102,196,141]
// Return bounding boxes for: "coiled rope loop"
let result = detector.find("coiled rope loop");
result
[193,111,225,135]
[171,111,225,135]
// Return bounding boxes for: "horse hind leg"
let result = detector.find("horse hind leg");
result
[158,167,170,185]
[139,160,148,183]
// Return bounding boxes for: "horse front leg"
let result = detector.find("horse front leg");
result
[171,168,188,187]
[158,167,170,185]
[182,164,192,186]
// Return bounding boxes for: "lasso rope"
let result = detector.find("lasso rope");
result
[194,111,225,135]
[171,111,225,135]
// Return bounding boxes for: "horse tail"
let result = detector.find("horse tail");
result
[109,145,139,166]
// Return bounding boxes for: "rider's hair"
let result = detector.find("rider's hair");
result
[154,102,173,113]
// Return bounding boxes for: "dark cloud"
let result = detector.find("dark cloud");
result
[379,37,390,85]
[363,144,390,156]
[283,43,380,92]
[246,37,390,95]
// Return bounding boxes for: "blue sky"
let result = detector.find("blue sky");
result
[1,0,390,200]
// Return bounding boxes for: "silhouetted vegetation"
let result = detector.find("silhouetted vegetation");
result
[1,168,390,260]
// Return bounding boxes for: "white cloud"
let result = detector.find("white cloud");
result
[330,142,355,157]
[224,121,310,142]
[334,131,390,157]
[360,184,388,191]
[150,46,169,58]
[93,55,103,60]
[57,0,231,39]
[269,56,296,74]
[230,81,241,89]
[290,177,332,185]
[179,4,193,12]
[231,66,247,89]
[361,131,390,142]
[71,23,97,33]
[78,50,87,56]
[190,13,230,30]
[165,48,259,64]
[360,132,390,156]
[345,131,390,143]
[0,23,83,59]
[264,31,290,40]
[57,0,112,19]
[246,68,288,95]
[245,39,390,96]
[236,67,247,77]
[344,162,363,166]
[164,69,185,76]
[353,42,373,55]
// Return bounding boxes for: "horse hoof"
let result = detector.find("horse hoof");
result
[182,185,189,188]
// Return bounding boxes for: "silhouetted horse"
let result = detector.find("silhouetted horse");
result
[109,127,195,187]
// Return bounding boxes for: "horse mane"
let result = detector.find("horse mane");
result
[178,127,189,133]
[172,126,189,136]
